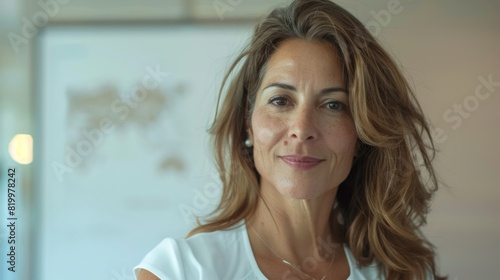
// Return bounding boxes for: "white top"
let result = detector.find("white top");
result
[134,221,384,280]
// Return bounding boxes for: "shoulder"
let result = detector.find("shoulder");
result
[136,268,160,280]
[184,223,252,277]
[343,245,383,280]
[186,223,246,253]
[133,238,187,279]
[343,245,435,280]
[134,223,252,279]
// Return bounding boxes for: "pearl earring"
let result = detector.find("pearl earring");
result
[244,139,253,148]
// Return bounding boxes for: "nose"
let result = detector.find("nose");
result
[288,107,318,142]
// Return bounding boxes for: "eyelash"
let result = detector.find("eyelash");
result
[268,96,346,111]
[324,101,345,111]
[269,96,288,106]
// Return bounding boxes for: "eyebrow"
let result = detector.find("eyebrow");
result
[263,82,348,94]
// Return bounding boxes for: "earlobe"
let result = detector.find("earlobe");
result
[246,128,254,148]
[244,139,253,148]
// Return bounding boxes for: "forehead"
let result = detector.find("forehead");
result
[262,38,343,85]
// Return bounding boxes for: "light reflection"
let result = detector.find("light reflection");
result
[8,134,33,164]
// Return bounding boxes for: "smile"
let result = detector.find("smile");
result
[279,156,324,170]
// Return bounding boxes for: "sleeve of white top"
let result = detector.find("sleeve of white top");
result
[133,238,186,280]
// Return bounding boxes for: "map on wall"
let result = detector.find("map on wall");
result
[65,82,186,173]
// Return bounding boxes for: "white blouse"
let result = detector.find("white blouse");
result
[134,221,384,280]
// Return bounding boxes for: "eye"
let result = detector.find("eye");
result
[269,96,289,106]
[324,101,345,111]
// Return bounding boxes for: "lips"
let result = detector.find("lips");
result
[279,155,324,170]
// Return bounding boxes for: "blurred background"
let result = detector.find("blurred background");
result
[0,0,498,279]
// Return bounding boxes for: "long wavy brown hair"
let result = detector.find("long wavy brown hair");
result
[188,0,445,279]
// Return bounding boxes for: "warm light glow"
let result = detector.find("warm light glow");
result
[8,134,33,164]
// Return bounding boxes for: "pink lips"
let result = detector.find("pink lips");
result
[280,155,324,170]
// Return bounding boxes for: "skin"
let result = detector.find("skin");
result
[247,38,357,279]
[136,269,159,280]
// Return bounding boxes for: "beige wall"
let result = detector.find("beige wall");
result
[376,2,500,279]
[1,0,498,279]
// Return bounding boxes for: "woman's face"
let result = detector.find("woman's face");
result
[249,39,358,199]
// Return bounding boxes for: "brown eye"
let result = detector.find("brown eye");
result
[325,101,345,111]
[269,96,288,106]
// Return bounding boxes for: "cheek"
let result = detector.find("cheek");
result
[255,127,275,145]
[251,112,287,176]
[343,121,358,148]
[251,112,286,147]
[326,120,358,156]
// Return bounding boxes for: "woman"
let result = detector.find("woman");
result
[135,0,445,279]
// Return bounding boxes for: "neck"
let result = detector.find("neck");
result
[247,182,339,264]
